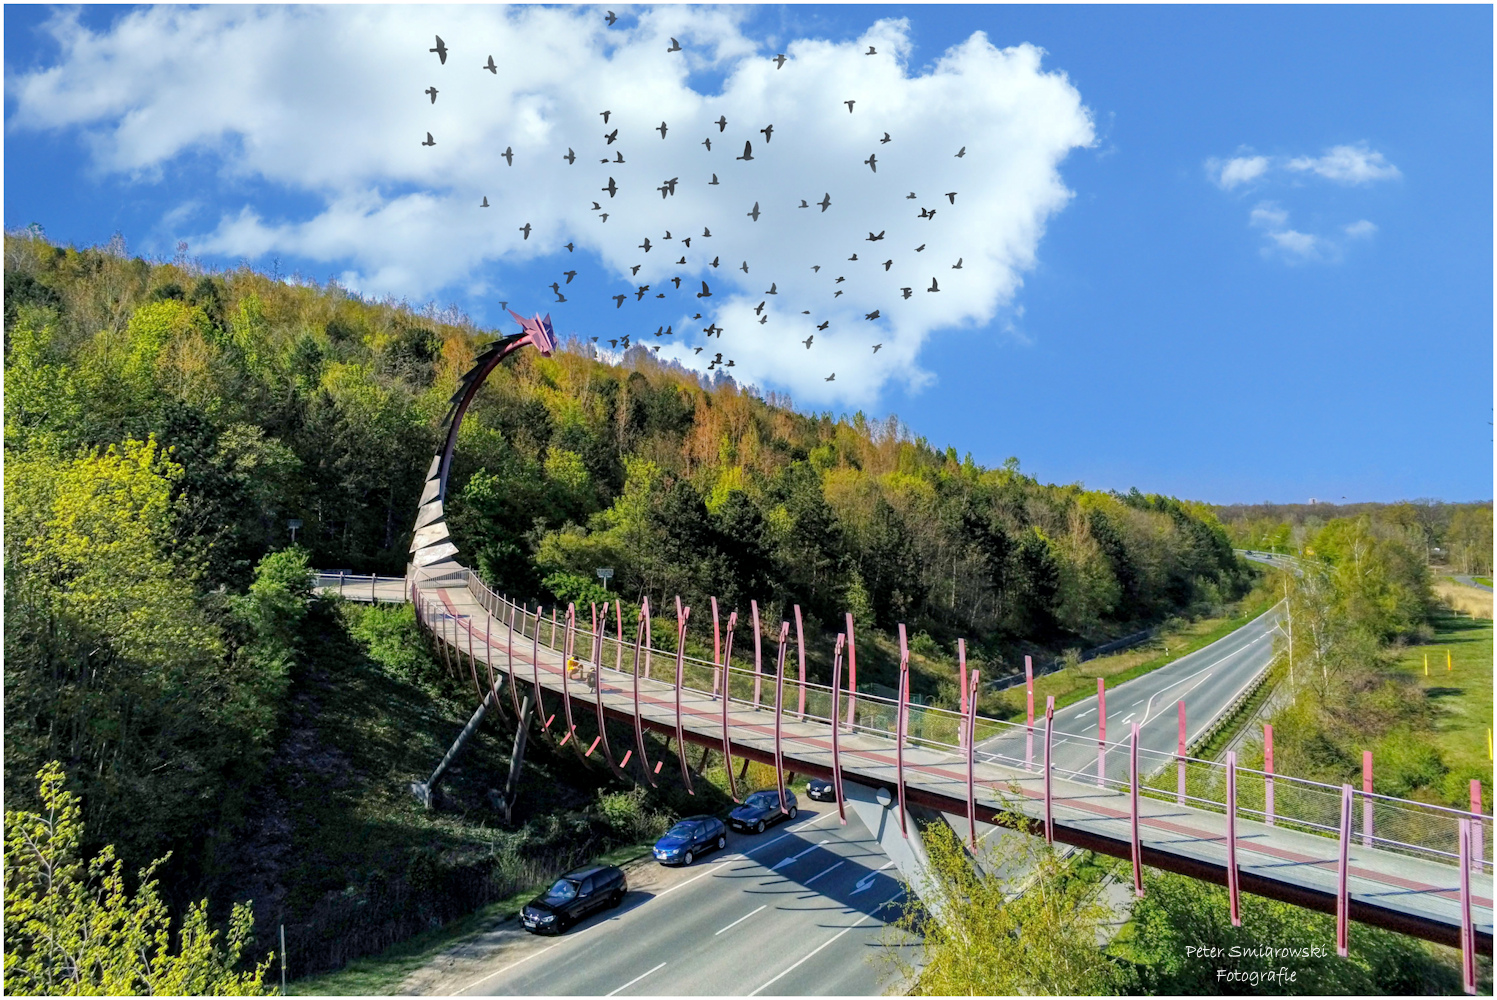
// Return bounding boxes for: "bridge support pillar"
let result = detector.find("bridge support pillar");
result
[842,781,945,921]
[412,687,497,808]
[498,695,534,824]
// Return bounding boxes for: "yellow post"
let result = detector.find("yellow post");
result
[1447,649,1453,672]
[1489,728,1493,760]
[1424,652,1429,677]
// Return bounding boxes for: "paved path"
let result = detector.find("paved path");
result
[1451,574,1494,593]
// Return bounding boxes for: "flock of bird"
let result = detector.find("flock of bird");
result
[422,15,972,384]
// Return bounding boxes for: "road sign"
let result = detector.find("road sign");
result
[596,567,613,590]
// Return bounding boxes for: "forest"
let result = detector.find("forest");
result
[4,231,1249,979]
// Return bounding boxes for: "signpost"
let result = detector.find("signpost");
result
[596,567,613,591]
[287,518,302,544]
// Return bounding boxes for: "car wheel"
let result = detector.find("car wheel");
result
[684,850,694,866]
[716,835,726,850]
[611,890,624,909]
[755,820,765,834]
[788,805,798,820]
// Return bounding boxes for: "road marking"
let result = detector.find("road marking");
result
[851,861,895,893]
[748,888,905,995]
[715,903,768,935]
[657,814,840,898]
[1119,713,1135,725]
[606,961,666,996]
[802,860,845,886]
[774,839,830,869]
[1075,707,1096,719]
[456,941,560,994]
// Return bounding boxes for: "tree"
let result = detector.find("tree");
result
[883,818,1123,995]
[3,761,274,996]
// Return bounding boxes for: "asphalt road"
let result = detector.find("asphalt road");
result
[442,805,908,997]
[979,603,1283,780]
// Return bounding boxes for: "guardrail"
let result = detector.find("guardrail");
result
[310,572,409,603]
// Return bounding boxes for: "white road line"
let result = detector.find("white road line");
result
[773,839,830,869]
[801,860,845,886]
[606,961,666,996]
[1119,713,1135,725]
[456,941,560,994]
[715,904,767,935]
[748,888,905,996]
[1075,707,1096,718]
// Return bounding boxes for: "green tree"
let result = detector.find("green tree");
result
[3,761,274,996]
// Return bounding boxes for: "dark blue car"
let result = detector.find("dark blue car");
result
[653,815,728,866]
[728,789,798,834]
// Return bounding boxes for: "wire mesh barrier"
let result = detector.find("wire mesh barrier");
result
[422,567,1495,884]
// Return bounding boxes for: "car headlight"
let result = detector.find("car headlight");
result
[539,913,556,923]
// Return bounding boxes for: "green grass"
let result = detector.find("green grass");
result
[1389,614,1493,804]
[1475,576,1492,588]
[294,838,657,996]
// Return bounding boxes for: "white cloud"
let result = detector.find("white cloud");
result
[1248,201,1289,230]
[1286,143,1400,185]
[1248,200,1334,263]
[1343,219,1377,239]
[1207,154,1269,190]
[9,6,1093,406]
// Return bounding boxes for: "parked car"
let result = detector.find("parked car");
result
[806,777,835,802]
[652,815,728,866]
[728,789,799,834]
[520,864,626,934]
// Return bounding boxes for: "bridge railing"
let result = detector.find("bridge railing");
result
[439,569,1493,877]
[311,572,409,602]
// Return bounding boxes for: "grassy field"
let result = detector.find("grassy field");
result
[1389,613,1493,806]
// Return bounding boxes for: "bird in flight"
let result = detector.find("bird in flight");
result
[872,343,882,352]
[605,10,617,25]
[590,336,598,343]
[502,146,514,166]
[702,137,712,151]
[825,373,835,381]
[519,223,532,240]
[759,315,767,324]
[564,270,577,283]
[811,265,821,272]
[774,54,787,68]
[882,259,893,270]
[761,124,774,143]
[564,148,576,164]
[614,151,625,163]
[754,300,766,315]
[658,182,670,199]
[430,35,447,64]
[918,207,932,218]
[639,237,652,252]
[844,100,856,112]
[848,254,858,261]
[867,231,885,242]
[672,276,682,288]
[817,320,830,331]
[635,286,649,300]
[819,193,832,212]
[664,177,678,195]
[881,132,891,144]
[697,280,712,298]
[484,55,497,73]
[901,287,913,299]
[564,242,575,252]
[599,213,609,222]
[682,237,691,247]
[605,128,619,144]
[601,110,612,123]
[740,261,749,273]
[480,196,489,207]
[834,290,844,298]
[835,276,846,283]
[803,335,814,348]
[865,153,877,172]
[621,335,630,347]
[945,192,958,204]
[765,283,778,294]
[747,202,761,222]
[709,173,719,185]
[676,256,687,265]
[694,346,704,354]
[709,256,720,268]
[657,121,669,138]
[716,115,728,132]
[914,244,926,252]
[928,277,940,292]
[955,146,966,158]
[737,141,754,161]
[628,263,639,276]
[705,324,722,337]
[702,227,712,237]
[609,338,619,347]
[426,86,438,104]
[865,310,880,320]
[421,132,435,146]
[602,177,618,197]
[553,289,567,303]
[951,258,963,269]
[866,45,877,55]
[799,199,809,208]
[906,192,917,199]
[592,201,602,211]
[668,37,682,52]
[650,344,661,354]
[612,295,626,308]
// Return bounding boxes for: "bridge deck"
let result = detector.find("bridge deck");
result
[398,578,1492,954]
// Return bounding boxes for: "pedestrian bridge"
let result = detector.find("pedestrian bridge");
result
[313,567,1492,984]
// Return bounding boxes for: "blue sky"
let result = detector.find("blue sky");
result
[5,4,1491,504]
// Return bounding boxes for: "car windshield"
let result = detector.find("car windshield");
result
[746,792,777,808]
[544,878,579,902]
[666,821,699,838]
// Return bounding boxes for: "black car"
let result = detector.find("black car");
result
[806,777,836,802]
[728,789,799,834]
[519,864,626,934]
[653,814,728,866]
